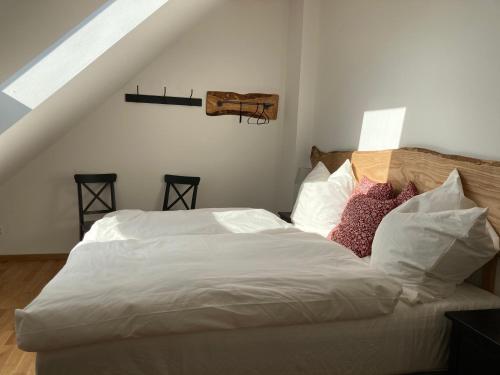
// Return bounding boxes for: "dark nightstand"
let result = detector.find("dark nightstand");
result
[445,309,500,374]
[277,211,292,223]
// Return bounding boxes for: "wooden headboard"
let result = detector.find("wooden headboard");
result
[311,146,500,293]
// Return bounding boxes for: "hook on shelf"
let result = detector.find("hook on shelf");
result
[216,99,273,125]
[247,103,270,125]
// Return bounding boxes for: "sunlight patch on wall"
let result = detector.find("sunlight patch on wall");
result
[358,107,406,151]
[1,0,168,111]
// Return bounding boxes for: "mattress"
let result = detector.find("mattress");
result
[36,283,500,375]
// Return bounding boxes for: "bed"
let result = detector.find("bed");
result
[16,147,500,375]
[33,283,500,375]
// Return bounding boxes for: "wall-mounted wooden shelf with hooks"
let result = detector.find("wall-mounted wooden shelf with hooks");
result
[206,91,279,124]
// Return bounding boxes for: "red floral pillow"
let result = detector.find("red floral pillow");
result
[395,181,418,206]
[353,176,394,200]
[328,182,418,257]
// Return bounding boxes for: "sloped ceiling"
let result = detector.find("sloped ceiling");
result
[0,0,108,84]
[0,0,227,183]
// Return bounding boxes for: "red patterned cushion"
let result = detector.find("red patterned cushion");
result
[395,181,418,206]
[353,176,394,200]
[329,182,418,257]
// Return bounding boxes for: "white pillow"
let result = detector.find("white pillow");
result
[291,160,355,237]
[370,169,499,304]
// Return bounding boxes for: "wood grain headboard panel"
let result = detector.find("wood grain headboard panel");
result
[311,146,500,293]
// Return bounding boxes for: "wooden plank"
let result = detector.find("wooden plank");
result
[0,345,24,375]
[0,260,65,375]
[14,352,36,375]
[311,146,500,293]
[0,346,14,374]
[206,91,279,121]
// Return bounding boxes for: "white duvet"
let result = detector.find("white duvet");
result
[84,208,298,241]
[16,209,402,352]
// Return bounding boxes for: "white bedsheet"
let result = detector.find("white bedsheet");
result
[35,283,500,375]
[16,231,401,352]
[84,208,298,242]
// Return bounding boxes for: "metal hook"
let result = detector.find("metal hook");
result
[136,85,139,95]
[247,103,261,125]
[190,89,193,99]
[256,103,267,125]
[163,86,167,97]
[262,104,271,125]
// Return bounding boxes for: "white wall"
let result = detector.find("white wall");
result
[0,0,225,183]
[0,0,289,253]
[312,0,500,293]
[0,0,107,83]
[4,0,500,264]
[275,0,321,211]
[274,0,304,211]
[314,0,500,160]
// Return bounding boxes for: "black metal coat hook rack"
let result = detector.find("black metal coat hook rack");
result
[125,85,202,107]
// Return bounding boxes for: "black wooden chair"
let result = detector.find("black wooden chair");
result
[74,173,117,240]
[163,174,200,211]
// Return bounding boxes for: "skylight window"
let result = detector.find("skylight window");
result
[1,0,168,111]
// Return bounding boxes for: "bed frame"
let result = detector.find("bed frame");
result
[311,146,500,293]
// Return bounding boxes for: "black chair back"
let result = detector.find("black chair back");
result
[74,173,117,240]
[163,174,200,211]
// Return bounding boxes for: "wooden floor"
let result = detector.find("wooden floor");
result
[0,260,65,375]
